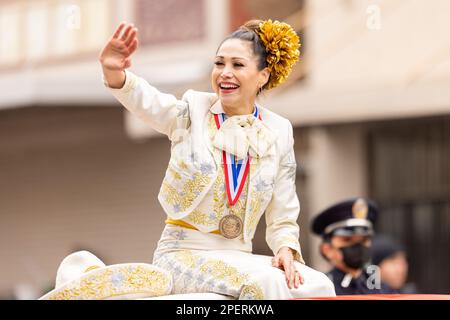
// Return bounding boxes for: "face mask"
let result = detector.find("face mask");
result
[338,242,371,270]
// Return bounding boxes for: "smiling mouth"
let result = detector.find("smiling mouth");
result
[219,83,240,93]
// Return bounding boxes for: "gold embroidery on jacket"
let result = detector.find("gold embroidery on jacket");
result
[187,209,214,226]
[246,188,263,238]
[168,167,182,180]
[161,171,212,212]
[212,166,226,221]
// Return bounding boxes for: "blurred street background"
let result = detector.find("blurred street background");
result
[0,0,449,299]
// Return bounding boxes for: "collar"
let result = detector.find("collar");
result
[210,99,257,116]
[210,99,224,114]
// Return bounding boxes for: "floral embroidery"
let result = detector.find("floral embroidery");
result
[160,250,264,299]
[47,265,171,300]
[173,250,198,268]
[240,282,265,300]
[246,188,263,238]
[207,112,217,138]
[211,166,226,221]
[161,171,212,213]
[200,162,214,175]
[178,159,188,170]
[168,167,182,180]
[187,209,216,226]
[172,229,188,240]
[285,163,297,183]
[254,176,273,192]
[199,260,249,287]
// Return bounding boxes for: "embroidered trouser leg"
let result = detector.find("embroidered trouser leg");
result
[153,226,335,299]
[154,249,335,299]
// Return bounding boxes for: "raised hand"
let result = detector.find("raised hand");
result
[99,22,139,71]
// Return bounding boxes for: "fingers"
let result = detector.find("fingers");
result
[294,270,300,288]
[284,259,304,289]
[113,22,126,39]
[273,254,304,289]
[294,268,304,288]
[277,257,292,289]
[287,262,296,289]
[127,39,138,56]
[121,24,134,41]
[110,24,138,58]
[298,270,305,285]
[112,22,138,45]
[125,28,138,47]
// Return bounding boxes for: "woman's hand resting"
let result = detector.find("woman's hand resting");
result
[272,246,304,289]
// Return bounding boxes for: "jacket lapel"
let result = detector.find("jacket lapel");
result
[203,102,223,170]
[243,154,277,241]
[243,106,279,241]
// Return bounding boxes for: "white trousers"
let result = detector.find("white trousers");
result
[153,225,336,300]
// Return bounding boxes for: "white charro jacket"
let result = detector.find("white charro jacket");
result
[106,70,304,263]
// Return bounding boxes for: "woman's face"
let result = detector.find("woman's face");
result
[211,38,269,112]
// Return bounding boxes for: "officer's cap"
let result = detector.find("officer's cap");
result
[311,198,378,238]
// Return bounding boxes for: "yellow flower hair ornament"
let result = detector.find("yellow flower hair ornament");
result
[256,19,300,90]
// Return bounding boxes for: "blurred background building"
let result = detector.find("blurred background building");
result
[0,0,449,298]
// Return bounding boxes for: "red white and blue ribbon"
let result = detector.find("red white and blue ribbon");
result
[213,106,262,206]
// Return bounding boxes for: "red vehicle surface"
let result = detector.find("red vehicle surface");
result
[297,294,450,300]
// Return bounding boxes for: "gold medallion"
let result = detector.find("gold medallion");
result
[219,215,243,239]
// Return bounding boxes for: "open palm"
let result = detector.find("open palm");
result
[99,23,139,71]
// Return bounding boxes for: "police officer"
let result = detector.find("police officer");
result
[311,198,395,295]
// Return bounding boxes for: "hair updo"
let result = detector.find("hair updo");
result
[217,19,301,92]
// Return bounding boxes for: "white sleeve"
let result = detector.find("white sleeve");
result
[104,70,190,141]
[264,120,305,264]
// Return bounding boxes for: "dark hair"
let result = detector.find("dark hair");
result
[216,20,270,92]
[320,237,332,262]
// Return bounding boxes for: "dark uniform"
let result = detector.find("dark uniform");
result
[311,198,395,295]
[327,266,395,295]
